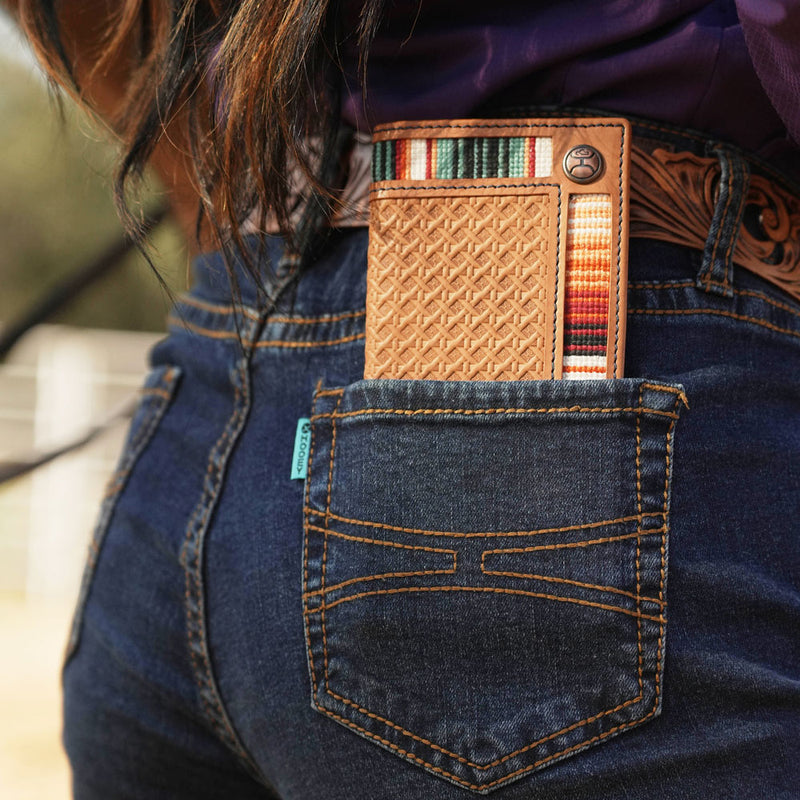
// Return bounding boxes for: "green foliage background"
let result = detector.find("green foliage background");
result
[0,38,187,334]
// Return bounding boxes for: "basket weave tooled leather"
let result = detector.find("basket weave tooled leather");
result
[364,119,631,381]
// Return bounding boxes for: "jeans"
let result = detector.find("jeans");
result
[63,139,800,797]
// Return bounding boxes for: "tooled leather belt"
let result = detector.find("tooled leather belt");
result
[629,143,800,302]
[326,125,800,305]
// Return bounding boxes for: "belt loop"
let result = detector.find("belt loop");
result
[696,144,750,297]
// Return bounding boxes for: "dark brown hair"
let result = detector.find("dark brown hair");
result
[17,0,384,283]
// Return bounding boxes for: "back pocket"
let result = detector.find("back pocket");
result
[302,378,685,793]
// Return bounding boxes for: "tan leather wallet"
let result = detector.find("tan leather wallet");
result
[364,118,631,381]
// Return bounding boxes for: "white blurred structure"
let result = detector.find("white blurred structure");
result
[0,325,161,600]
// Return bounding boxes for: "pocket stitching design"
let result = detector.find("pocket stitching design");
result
[302,525,458,598]
[479,557,664,606]
[305,383,683,791]
[307,507,663,538]
[311,584,667,625]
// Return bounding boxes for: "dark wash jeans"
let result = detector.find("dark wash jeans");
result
[63,179,799,796]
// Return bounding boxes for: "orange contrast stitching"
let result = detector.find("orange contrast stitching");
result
[321,392,343,692]
[641,382,690,410]
[169,317,365,348]
[326,678,643,772]
[630,307,800,341]
[168,315,245,341]
[307,525,459,554]
[305,569,458,598]
[303,524,458,598]
[648,414,675,763]
[178,293,367,324]
[312,404,681,421]
[177,295,260,319]
[317,698,660,791]
[635,387,644,696]
[481,527,666,555]
[304,507,662,539]
[628,280,800,319]
[269,309,366,325]
[254,333,365,349]
[303,381,324,694]
[306,585,666,623]
[478,569,663,606]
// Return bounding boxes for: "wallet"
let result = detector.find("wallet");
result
[364,118,631,380]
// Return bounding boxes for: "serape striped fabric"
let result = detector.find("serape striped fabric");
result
[562,194,613,379]
[373,136,553,182]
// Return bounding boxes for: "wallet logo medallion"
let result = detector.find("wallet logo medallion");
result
[563,145,604,183]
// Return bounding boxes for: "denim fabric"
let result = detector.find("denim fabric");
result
[63,182,800,796]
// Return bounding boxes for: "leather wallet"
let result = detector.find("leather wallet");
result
[364,118,631,380]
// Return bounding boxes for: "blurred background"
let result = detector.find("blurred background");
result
[0,9,188,797]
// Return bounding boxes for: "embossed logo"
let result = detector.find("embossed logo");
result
[563,145,604,184]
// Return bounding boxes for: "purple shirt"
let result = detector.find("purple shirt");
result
[341,0,800,167]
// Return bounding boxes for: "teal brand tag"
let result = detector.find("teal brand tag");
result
[291,418,312,480]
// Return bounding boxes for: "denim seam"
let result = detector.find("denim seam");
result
[655,406,679,725]
[321,391,344,702]
[304,381,682,790]
[312,405,681,421]
[65,365,180,664]
[635,391,645,698]
[176,294,368,325]
[167,315,254,342]
[168,314,366,349]
[629,307,800,342]
[303,381,325,696]
[268,310,366,325]
[254,333,366,349]
[177,294,261,320]
[180,350,265,782]
[629,280,800,318]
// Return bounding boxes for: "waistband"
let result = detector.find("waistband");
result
[173,114,800,350]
